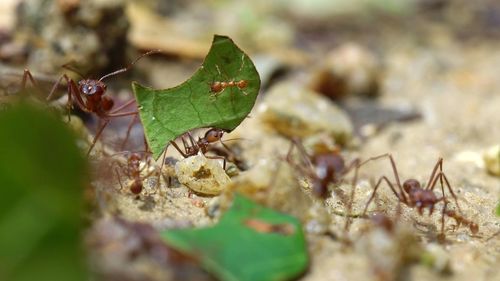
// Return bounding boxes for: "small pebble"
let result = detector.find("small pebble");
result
[175,153,230,195]
[483,144,500,176]
[309,43,381,99]
[259,81,353,145]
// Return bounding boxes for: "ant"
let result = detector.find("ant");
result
[168,128,234,170]
[206,55,249,99]
[209,77,248,98]
[361,154,479,237]
[285,137,385,230]
[113,151,160,196]
[44,50,160,155]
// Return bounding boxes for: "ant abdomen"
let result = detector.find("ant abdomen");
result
[130,181,143,195]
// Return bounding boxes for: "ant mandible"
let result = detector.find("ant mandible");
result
[45,50,160,155]
[361,154,478,236]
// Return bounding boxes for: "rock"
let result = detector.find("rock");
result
[309,43,381,99]
[175,153,230,195]
[483,144,500,176]
[259,81,353,145]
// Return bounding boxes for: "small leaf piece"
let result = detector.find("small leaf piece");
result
[497,201,500,217]
[133,35,261,158]
[161,194,309,281]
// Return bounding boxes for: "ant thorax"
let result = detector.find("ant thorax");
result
[78,79,107,96]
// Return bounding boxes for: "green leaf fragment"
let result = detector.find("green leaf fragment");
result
[133,35,261,158]
[161,194,309,281]
[0,103,89,281]
[497,201,500,217]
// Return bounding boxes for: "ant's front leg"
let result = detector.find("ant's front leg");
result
[19,69,41,97]
[47,74,87,122]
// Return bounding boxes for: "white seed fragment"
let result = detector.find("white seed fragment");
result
[175,153,230,195]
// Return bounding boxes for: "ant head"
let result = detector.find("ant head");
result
[204,128,224,143]
[403,179,420,193]
[210,81,223,93]
[129,153,142,162]
[237,80,248,89]
[79,79,106,96]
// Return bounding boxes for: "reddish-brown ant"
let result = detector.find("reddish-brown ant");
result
[285,138,385,230]
[361,154,478,237]
[168,128,233,170]
[442,202,479,234]
[206,55,249,99]
[209,79,248,97]
[45,50,159,155]
[286,138,358,200]
[113,151,159,196]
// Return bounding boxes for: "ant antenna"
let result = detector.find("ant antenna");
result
[98,50,162,82]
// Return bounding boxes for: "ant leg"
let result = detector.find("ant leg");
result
[107,110,138,118]
[425,158,443,190]
[20,69,42,97]
[50,75,87,122]
[170,140,189,158]
[343,158,361,231]
[238,54,246,72]
[143,134,151,153]
[290,138,314,171]
[87,118,110,156]
[362,176,403,216]
[187,132,197,149]
[120,113,138,151]
[432,172,462,214]
[109,99,136,114]
[284,140,316,180]
[355,153,408,203]
[205,155,227,170]
[440,201,448,238]
[114,167,124,191]
[21,69,38,89]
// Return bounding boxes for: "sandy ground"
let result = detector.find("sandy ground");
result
[91,31,500,280]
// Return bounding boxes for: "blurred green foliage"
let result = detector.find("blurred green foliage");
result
[161,194,309,281]
[0,103,88,281]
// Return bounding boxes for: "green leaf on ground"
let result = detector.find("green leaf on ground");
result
[0,103,89,281]
[161,194,309,281]
[497,201,500,216]
[133,35,261,158]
